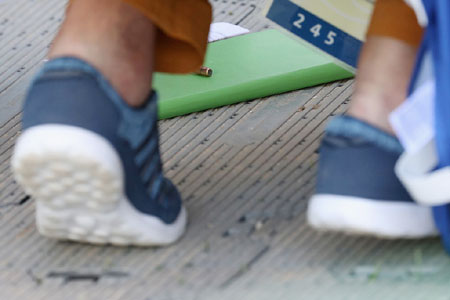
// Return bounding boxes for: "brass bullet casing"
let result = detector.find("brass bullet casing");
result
[195,66,213,77]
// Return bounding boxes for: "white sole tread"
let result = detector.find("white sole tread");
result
[12,124,186,246]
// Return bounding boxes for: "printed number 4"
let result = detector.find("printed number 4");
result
[310,24,321,37]
[325,31,336,45]
[293,13,305,29]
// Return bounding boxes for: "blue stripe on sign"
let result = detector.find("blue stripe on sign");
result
[266,0,363,68]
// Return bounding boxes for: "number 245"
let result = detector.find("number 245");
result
[293,13,336,46]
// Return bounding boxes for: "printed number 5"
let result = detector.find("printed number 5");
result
[325,31,336,45]
[293,13,305,29]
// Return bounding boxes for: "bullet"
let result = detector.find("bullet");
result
[195,66,213,77]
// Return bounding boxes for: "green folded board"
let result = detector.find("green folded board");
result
[153,29,353,119]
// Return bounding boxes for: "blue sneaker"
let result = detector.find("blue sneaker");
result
[11,57,187,246]
[308,116,437,238]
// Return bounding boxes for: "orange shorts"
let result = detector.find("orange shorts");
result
[367,0,423,46]
[123,0,212,74]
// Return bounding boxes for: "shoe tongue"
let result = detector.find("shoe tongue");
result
[326,115,403,154]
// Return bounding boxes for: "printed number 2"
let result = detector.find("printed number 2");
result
[325,31,336,45]
[293,13,305,29]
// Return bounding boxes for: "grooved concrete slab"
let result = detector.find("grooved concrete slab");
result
[1,0,450,299]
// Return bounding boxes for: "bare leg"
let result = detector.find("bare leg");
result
[12,0,187,247]
[49,0,156,107]
[348,36,419,134]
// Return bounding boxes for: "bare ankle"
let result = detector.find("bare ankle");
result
[347,94,396,134]
[347,83,408,134]
[347,36,419,135]
[49,0,156,107]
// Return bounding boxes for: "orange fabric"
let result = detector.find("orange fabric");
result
[367,0,423,46]
[123,0,212,74]
[66,0,212,74]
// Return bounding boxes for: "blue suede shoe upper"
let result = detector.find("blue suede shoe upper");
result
[315,116,414,202]
[22,57,181,224]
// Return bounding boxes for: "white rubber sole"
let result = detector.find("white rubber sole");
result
[12,124,187,246]
[307,194,438,239]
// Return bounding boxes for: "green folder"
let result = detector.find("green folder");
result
[153,29,353,120]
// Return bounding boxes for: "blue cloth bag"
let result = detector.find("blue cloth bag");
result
[411,0,450,252]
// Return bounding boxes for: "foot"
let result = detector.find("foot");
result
[307,116,437,238]
[12,58,186,246]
